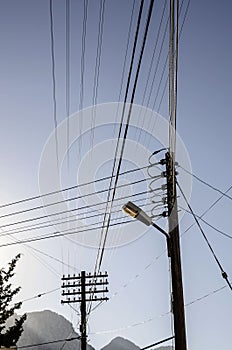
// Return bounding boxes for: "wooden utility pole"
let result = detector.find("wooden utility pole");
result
[167,0,187,346]
[80,271,87,350]
[165,152,187,350]
[61,271,109,350]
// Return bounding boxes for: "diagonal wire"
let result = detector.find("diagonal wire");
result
[177,181,232,291]
[179,205,232,240]
[179,165,232,201]
[182,184,232,236]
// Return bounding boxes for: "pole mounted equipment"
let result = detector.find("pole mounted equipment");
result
[122,151,187,350]
[61,270,109,350]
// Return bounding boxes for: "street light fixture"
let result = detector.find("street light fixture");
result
[122,200,187,350]
[122,201,169,240]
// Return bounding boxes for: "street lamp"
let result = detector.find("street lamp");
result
[122,200,187,350]
[122,201,169,240]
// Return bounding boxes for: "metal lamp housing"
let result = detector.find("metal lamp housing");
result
[122,201,152,226]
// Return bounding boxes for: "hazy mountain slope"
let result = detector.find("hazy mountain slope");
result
[17,310,93,350]
[101,336,140,350]
[16,310,172,350]
[101,336,173,350]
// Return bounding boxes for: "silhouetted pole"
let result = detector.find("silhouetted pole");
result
[61,271,109,350]
[80,271,87,350]
[165,151,187,350]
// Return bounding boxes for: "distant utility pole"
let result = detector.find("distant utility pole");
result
[61,271,109,350]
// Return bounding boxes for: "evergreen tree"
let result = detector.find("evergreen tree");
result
[0,254,27,347]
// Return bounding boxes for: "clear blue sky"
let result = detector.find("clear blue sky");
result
[0,1,231,350]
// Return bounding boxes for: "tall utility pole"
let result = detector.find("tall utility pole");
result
[167,0,187,347]
[165,152,187,350]
[61,271,109,350]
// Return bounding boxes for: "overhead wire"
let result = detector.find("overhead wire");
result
[88,1,160,315]
[177,181,232,291]
[0,218,140,249]
[15,282,226,350]
[182,183,232,237]
[97,0,155,275]
[57,330,77,350]
[65,0,70,172]
[21,243,79,271]
[0,175,152,228]
[0,231,61,278]
[93,0,146,279]
[49,0,59,170]
[144,0,190,143]
[87,0,155,316]
[91,0,105,148]
[19,287,60,304]
[179,165,232,201]
[107,0,149,264]
[17,336,80,349]
[89,283,227,335]
[86,0,145,310]
[155,0,190,114]
[138,0,190,154]
[0,189,150,234]
[113,0,136,137]
[136,0,169,145]
[141,336,175,350]
[185,285,227,307]
[78,0,88,156]
[179,205,232,240]
[0,164,149,210]
[0,192,154,240]
[64,0,71,302]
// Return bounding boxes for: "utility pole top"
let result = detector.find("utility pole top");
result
[61,270,109,350]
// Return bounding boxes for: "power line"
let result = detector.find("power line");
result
[182,183,232,237]
[18,336,80,349]
[0,189,150,232]
[49,0,59,170]
[153,0,190,114]
[0,164,149,210]
[90,0,156,310]
[180,205,232,240]
[17,242,79,271]
[0,174,151,220]
[136,0,168,143]
[94,0,146,281]
[90,283,227,335]
[177,181,232,291]
[185,285,227,307]
[91,0,105,147]
[113,0,136,134]
[65,0,70,175]
[87,1,155,313]
[78,0,88,156]
[141,336,175,350]
[20,287,60,303]
[15,282,226,350]
[0,218,139,249]
[0,175,152,228]
[179,165,232,201]
[89,1,155,315]
[97,0,155,274]
[0,192,153,238]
